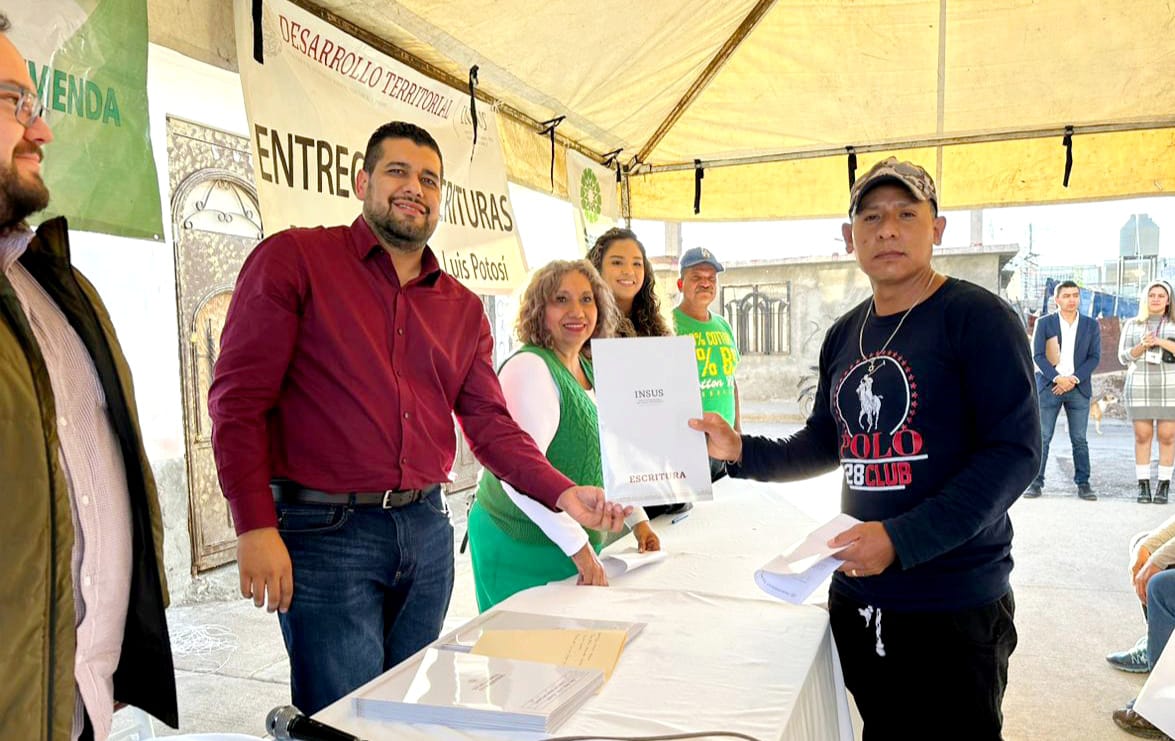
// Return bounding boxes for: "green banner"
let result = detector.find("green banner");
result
[16,0,162,241]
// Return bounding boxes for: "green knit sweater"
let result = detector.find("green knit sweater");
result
[476,345,611,548]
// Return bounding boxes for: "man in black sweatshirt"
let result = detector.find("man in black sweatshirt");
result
[691,158,1040,740]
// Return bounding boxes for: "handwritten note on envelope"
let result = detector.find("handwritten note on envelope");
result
[471,629,629,680]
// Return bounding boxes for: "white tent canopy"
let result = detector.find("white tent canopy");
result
[160,0,1175,219]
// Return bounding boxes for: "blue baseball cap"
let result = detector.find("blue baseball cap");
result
[679,247,724,275]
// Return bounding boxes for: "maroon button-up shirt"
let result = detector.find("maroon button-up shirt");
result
[209,216,573,534]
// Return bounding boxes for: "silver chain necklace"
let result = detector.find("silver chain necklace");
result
[858,271,938,375]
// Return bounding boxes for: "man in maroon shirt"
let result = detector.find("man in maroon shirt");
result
[209,121,629,714]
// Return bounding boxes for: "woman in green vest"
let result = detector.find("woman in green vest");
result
[468,259,660,611]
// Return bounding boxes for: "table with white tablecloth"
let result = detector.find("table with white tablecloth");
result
[315,475,855,741]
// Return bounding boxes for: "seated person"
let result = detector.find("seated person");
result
[467,259,659,611]
[1107,516,1175,673]
[1110,513,1175,738]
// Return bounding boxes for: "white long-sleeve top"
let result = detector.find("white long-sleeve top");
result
[497,352,648,556]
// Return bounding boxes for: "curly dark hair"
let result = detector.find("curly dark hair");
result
[586,227,670,338]
[515,259,621,353]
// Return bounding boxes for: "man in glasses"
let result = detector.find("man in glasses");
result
[0,16,176,741]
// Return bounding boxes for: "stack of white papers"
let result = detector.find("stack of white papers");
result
[438,610,646,652]
[352,648,602,733]
[755,513,861,604]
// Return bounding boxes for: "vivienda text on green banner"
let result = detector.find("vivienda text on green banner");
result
[30,62,123,126]
[26,0,162,242]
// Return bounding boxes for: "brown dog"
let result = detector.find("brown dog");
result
[1090,392,1119,434]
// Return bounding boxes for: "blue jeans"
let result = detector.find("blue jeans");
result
[1035,388,1091,487]
[1148,569,1175,670]
[275,487,454,714]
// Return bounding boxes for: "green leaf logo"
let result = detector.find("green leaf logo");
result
[580,168,602,224]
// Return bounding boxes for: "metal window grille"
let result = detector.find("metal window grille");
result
[721,283,791,355]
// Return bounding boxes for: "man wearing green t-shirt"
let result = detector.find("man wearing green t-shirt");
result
[674,247,740,482]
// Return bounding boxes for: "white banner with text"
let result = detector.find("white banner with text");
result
[233,0,526,293]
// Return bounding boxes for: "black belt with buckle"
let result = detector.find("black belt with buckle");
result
[270,480,438,509]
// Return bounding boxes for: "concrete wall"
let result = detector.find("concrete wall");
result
[654,246,1020,418]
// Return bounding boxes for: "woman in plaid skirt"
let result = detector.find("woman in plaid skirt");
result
[1119,279,1175,503]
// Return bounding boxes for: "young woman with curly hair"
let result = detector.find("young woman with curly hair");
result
[586,227,670,338]
[588,228,697,515]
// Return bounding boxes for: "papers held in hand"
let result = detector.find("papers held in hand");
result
[591,336,713,507]
[599,547,667,579]
[755,513,862,604]
[1044,336,1060,367]
[352,648,602,733]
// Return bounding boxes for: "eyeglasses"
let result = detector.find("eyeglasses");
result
[0,83,45,128]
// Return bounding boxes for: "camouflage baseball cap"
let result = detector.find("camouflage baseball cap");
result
[848,157,938,216]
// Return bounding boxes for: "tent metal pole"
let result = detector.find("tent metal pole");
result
[634,0,778,166]
[638,119,1175,174]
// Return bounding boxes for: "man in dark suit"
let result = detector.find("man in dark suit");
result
[1025,280,1102,500]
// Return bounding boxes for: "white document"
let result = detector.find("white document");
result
[1134,634,1175,736]
[353,648,603,733]
[437,610,646,653]
[591,336,713,506]
[599,548,668,579]
[755,514,862,604]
